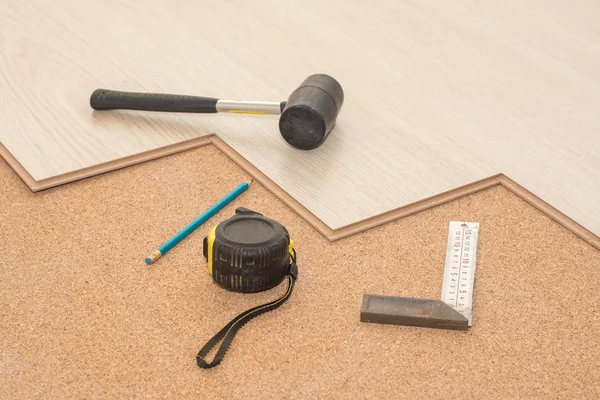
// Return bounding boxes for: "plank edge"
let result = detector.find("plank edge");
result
[30,136,213,191]
[0,141,40,190]
[328,175,503,241]
[210,136,336,239]
[1,139,599,250]
[498,175,600,250]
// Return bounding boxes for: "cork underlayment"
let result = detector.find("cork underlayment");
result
[1,145,599,399]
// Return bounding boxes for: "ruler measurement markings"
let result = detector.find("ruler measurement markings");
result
[457,225,466,310]
[441,221,479,326]
[459,226,469,312]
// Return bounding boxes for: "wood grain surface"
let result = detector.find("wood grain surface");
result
[1,0,599,236]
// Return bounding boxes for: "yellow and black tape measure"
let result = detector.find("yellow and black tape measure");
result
[197,208,298,369]
[203,207,295,293]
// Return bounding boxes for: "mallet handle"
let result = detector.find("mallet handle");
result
[90,89,219,113]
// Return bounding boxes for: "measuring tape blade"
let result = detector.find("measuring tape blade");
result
[441,221,480,326]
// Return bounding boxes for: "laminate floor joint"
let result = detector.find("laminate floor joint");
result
[4,137,597,249]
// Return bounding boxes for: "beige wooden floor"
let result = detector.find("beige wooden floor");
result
[1,0,599,235]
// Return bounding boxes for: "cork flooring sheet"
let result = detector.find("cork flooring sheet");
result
[1,145,599,399]
[1,0,600,236]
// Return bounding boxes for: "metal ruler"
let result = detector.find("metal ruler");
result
[440,221,480,326]
[361,221,480,331]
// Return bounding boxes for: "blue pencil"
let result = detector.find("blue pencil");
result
[145,180,253,265]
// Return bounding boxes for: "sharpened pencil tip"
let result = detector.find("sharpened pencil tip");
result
[246,179,254,186]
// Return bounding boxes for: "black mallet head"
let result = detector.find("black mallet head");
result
[279,74,344,150]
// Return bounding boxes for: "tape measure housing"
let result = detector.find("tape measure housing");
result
[203,208,293,293]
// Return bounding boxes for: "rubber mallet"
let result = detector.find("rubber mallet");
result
[90,74,344,150]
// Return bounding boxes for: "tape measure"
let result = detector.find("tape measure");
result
[196,208,298,369]
[203,207,295,293]
[441,221,479,326]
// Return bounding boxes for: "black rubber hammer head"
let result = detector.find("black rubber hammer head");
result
[279,74,344,150]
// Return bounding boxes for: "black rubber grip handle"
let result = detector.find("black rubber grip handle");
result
[90,89,219,113]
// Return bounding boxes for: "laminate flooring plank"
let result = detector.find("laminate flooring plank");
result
[0,0,499,228]
[0,1,212,179]
[396,0,600,236]
[1,0,599,235]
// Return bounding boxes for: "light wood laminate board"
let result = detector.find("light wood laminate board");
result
[1,0,599,238]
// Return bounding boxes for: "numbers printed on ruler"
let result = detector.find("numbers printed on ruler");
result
[448,226,472,308]
[441,221,479,326]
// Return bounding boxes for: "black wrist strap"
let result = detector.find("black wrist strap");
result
[196,253,298,369]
